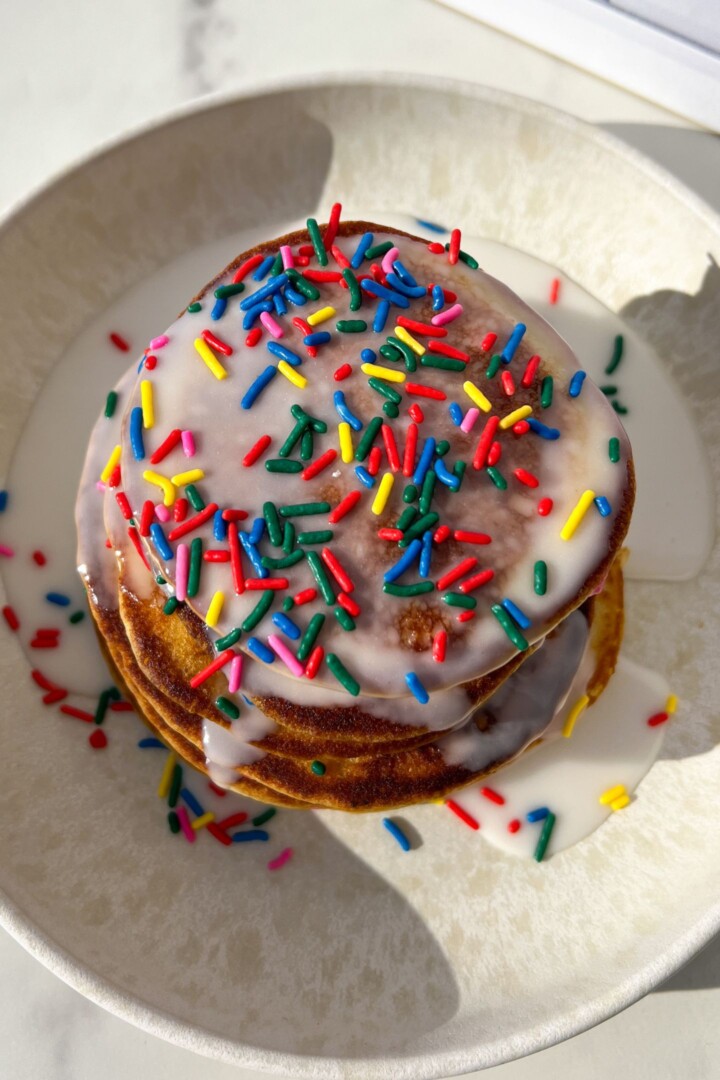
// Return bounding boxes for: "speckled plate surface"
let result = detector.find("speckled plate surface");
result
[0,76,718,1079]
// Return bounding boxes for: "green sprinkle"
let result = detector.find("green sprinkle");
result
[387,335,416,372]
[334,606,356,631]
[215,627,242,650]
[364,240,393,260]
[306,218,328,267]
[168,763,183,808]
[264,501,283,546]
[296,530,333,545]
[216,696,240,719]
[354,416,384,462]
[326,653,360,696]
[379,342,404,363]
[104,390,118,418]
[600,384,618,396]
[94,687,119,726]
[403,484,418,504]
[396,506,419,532]
[261,550,305,569]
[343,268,363,311]
[163,596,179,615]
[279,501,331,517]
[452,461,467,490]
[534,560,548,595]
[485,355,501,379]
[383,581,435,597]
[69,610,85,624]
[186,301,202,313]
[605,334,624,375]
[540,376,554,409]
[252,806,276,826]
[486,466,508,490]
[168,811,181,834]
[296,613,326,662]
[418,471,436,516]
[290,404,327,433]
[491,604,529,651]
[156,575,166,585]
[282,596,295,612]
[214,282,245,299]
[368,377,402,404]
[305,551,335,604]
[533,811,556,862]
[266,459,303,473]
[279,419,307,458]
[283,521,295,554]
[383,402,400,418]
[311,759,326,775]
[608,437,620,463]
[436,439,450,457]
[421,354,466,372]
[269,252,283,276]
[442,592,477,609]
[611,401,629,415]
[186,484,205,511]
[187,537,202,598]
[336,319,367,333]
[300,428,314,461]
[444,242,479,269]
[242,590,274,632]
[286,269,320,300]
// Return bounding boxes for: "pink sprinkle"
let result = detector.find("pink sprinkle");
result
[176,806,196,843]
[267,634,305,678]
[268,847,294,871]
[460,407,480,434]
[280,244,295,270]
[381,245,400,275]
[154,503,170,523]
[175,543,189,602]
[228,654,243,694]
[260,311,284,339]
[95,481,107,492]
[0,544,15,558]
[181,430,196,457]
[150,334,169,350]
[431,303,463,327]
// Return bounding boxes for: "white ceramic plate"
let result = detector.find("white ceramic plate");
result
[0,76,718,1079]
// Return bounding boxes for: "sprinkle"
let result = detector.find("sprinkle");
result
[527,418,560,441]
[304,644,325,679]
[431,630,447,663]
[412,436,436,486]
[448,227,461,265]
[537,498,553,518]
[442,592,476,610]
[394,325,426,356]
[507,819,521,834]
[402,423,419,477]
[560,490,596,540]
[594,496,612,517]
[278,361,307,393]
[562,694,590,738]
[241,365,277,409]
[647,711,669,727]
[436,557,478,592]
[329,490,362,524]
[194,336,227,380]
[333,390,362,430]
[533,812,556,862]
[383,818,411,851]
[445,800,479,830]
[149,428,182,466]
[599,784,626,805]
[100,444,122,484]
[463,381,492,413]
[306,218,328,265]
[260,310,285,339]
[549,278,561,304]
[301,448,337,480]
[501,598,531,629]
[501,323,526,363]
[431,303,463,327]
[272,612,301,640]
[266,847,293,870]
[605,334,624,375]
[189,649,234,689]
[336,319,367,333]
[280,501,331,518]
[334,363,352,381]
[2,606,19,631]
[666,693,678,714]
[459,407,480,435]
[499,405,532,430]
[245,637,274,664]
[491,604,529,651]
[361,362,406,384]
[520,355,541,389]
[266,634,304,676]
[157,751,177,799]
[320,548,354,593]
[166,502,218,542]
[383,581,434,597]
[326,653,360,696]
[203,590,224,629]
[171,468,205,488]
[608,437,621,463]
[405,671,429,704]
[568,370,587,397]
[109,331,130,352]
[383,539,422,583]
[457,568,494,594]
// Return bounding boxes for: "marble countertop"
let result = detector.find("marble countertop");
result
[1,1,719,1078]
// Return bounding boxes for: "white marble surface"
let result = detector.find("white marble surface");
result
[1,1,719,1078]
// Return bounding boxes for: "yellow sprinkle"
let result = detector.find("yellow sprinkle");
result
[666,693,678,714]
[140,379,154,428]
[205,590,225,629]
[142,469,177,507]
[562,693,589,738]
[599,783,626,805]
[371,472,395,516]
[194,336,227,380]
[394,325,426,356]
[499,404,533,430]
[100,444,122,483]
[157,751,176,799]
[307,305,336,327]
[171,468,205,487]
[338,422,354,464]
[610,793,631,812]
[560,489,597,541]
[463,381,492,413]
[190,811,216,831]
[278,360,307,389]
[360,362,406,383]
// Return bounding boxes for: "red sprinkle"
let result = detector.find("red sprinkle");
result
[324,202,342,250]
[206,822,233,846]
[405,382,446,401]
[115,492,133,520]
[433,524,452,543]
[378,528,403,541]
[109,332,130,352]
[222,508,250,521]
[3,606,19,631]
[427,340,469,362]
[245,577,288,591]
[60,705,94,723]
[537,498,554,516]
[457,609,476,623]
[367,446,382,477]
[329,490,362,524]
[647,711,670,727]
[110,701,133,712]
[427,241,445,254]
[334,363,353,381]
[292,316,317,358]
[480,332,497,353]
[445,799,480,830]
[508,819,522,834]
[448,228,461,265]
[501,371,515,397]
[396,316,447,338]
[231,253,264,283]
[228,525,245,597]
[43,688,68,705]
[204,550,230,562]
[321,548,355,593]
[144,355,157,371]
[428,284,457,304]
[208,781,228,797]
[403,422,418,477]
[480,786,505,805]
[215,811,248,830]
[89,729,108,749]
[305,645,324,679]
[189,649,234,689]
[432,629,447,663]
[167,503,219,542]
[201,329,233,356]
[302,448,337,481]
[330,243,350,269]
[458,568,495,593]
[408,403,425,423]
[293,588,317,605]
[453,530,491,544]
[472,415,500,470]
[550,278,561,304]
[243,434,272,468]
[127,526,150,570]
[31,669,59,691]
[107,465,121,489]
[381,424,401,472]
[487,441,502,467]
[436,557,478,592]
[521,355,541,388]
[173,499,189,523]
[245,327,262,348]
[303,269,343,283]
[150,428,182,465]
[337,592,361,617]
[32,550,47,567]
[514,468,539,488]
[513,420,531,436]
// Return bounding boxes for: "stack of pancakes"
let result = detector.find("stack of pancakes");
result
[76,218,633,811]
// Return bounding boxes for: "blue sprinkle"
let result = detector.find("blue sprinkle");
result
[416,218,447,234]
[502,598,532,629]
[405,671,429,704]
[272,290,288,317]
[46,592,71,607]
[413,437,436,486]
[253,254,275,281]
[384,538,422,583]
[350,231,374,269]
[333,391,363,431]
[594,496,612,517]
[419,530,433,578]
[180,788,205,817]
[434,458,460,491]
[241,365,277,409]
[150,523,173,562]
[0,490,7,513]
[383,817,411,851]
[527,418,560,440]
[138,737,164,749]
[303,331,331,347]
[213,509,227,541]
[137,357,145,373]
[527,807,549,823]
[232,829,270,843]
[284,286,307,307]
[385,272,426,299]
[239,532,267,578]
[247,637,275,664]
[360,348,377,363]
[242,694,255,708]
[267,341,302,367]
[449,402,464,426]
[391,260,418,288]
[272,612,301,640]
[239,273,288,311]
[249,517,265,545]
[431,284,445,312]
[373,298,391,333]
[501,323,526,363]
[211,297,227,321]
[360,279,410,308]
[129,406,145,461]
[568,370,587,397]
[242,299,273,330]
[354,465,375,489]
